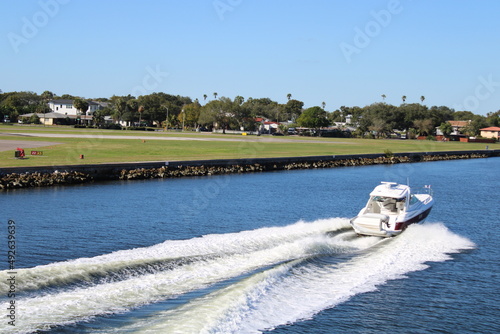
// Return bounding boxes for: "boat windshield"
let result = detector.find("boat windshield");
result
[409,194,420,205]
[368,196,406,214]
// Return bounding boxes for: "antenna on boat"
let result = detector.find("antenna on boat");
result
[406,177,410,186]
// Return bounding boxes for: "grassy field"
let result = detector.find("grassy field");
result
[0,125,497,167]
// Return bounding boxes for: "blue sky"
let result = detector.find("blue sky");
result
[1,0,499,115]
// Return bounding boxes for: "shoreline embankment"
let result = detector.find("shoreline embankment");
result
[1,149,499,190]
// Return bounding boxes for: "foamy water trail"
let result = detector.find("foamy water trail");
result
[0,218,363,334]
[0,220,474,334]
[116,223,475,334]
[0,218,349,294]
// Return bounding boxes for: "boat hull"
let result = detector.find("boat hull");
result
[350,206,432,237]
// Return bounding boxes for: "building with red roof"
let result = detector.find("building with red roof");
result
[480,127,500,140]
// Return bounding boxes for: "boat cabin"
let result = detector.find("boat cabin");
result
[364,182,410,215]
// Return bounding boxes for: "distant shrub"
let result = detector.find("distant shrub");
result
[384,149,394,158]
[364,133,375,139]
[101,123,122,130]
[426,135,436,141]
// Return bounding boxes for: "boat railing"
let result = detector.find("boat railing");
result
[412,185,433,196]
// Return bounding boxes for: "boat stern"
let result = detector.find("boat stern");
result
[350,213,400,237]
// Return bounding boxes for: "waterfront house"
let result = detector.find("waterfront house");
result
[447,120,471,135]
[47,99,102,116]
[19,112,93,125]
[480,127,500,140]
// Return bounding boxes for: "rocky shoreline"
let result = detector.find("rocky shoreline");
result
[1,151,497,190]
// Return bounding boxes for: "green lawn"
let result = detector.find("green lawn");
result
[0,125,497,167]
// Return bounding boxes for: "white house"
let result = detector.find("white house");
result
[47,99,101,116]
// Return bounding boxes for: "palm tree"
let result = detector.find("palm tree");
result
[420,95,425,103]
[234,95,244,105]
[40,91,54,126]
[41,90,54,102]
[287,93,292,101]
[138,105,145,125]
[203,94,207,101]
[213,92,218,100]
[381,94,386,101]
[402,95,407,103]
[73,98,89,124]
[322,101,326,110]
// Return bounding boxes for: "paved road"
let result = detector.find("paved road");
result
[0,132,353,146]
[0,139,62,152]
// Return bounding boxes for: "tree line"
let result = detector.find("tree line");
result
[1,90,499,137]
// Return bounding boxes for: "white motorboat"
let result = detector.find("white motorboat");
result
[350,182,434,237]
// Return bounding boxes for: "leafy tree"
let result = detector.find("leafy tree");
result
[486,111,500,126]
[199,98,234,133]
[242,97,279,120]
[297,106,329,130]
[35,102,51,120]
[467,115,488,136]
[135,93,189,127]
[92,97,110,102]
[234,95,244,105]
[59,94,78,100]
[180,101,201,128]
[138,105,145,125]
[461,123,475,137]
[92,109,105,127]
[381,94,386,101]
[160,101,182,127]
[329,109,342,122]
[231,98,253,130]
[29,113,41,124]
[99,106,113,116]
[413,119,434,136]
[278,123,289,135]
[41,90,55,101]
[427,106,454,129]
[368,118,391,138]
[439,122,453,138]
[408,128,417,139]
[1,92,41,118]
[112,97,129,123]
[453,110,475,120]
[363,102,400,130]
[284,99,304,121]
[73,98,89,115]
[399,103,428,131]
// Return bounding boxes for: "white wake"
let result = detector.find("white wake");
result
[0,220,474,334]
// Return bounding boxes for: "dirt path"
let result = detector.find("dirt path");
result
[0,139,62,152]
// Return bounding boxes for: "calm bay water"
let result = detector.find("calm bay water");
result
[0,158,499,333]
